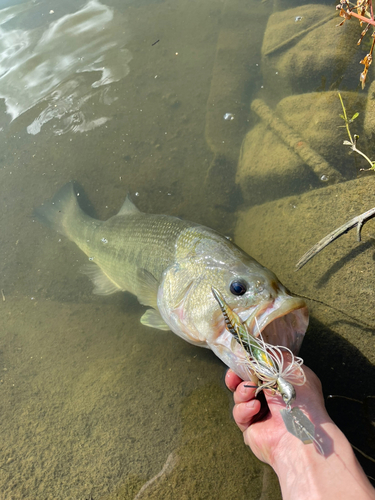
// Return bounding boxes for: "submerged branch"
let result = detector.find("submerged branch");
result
[251,99,344,182]
[295,206,375,270]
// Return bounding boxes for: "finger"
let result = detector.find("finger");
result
[233,399,261,432]
[225,369,242,392]
[263,389,284,409]
[233,381,257,405]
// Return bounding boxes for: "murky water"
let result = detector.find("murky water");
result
[0,0,374,498]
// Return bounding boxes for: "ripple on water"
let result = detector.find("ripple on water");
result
[0,0,132,135]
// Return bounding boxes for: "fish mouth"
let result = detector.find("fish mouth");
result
[239,295,308,354]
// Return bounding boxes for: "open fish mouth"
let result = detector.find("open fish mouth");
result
[239,295,308,354]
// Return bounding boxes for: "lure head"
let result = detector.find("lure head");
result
[277,377,296,406]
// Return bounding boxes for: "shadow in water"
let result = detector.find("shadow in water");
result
[71,181,100,220]
[329,319,375,335]
[301,316,375,483]
[316,239,375,287]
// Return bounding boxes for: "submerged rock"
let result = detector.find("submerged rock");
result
[237,91,368,206]
[261,4,361,100]
[235,175,375,360]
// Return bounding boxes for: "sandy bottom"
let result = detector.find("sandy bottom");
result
[0,295,282,499]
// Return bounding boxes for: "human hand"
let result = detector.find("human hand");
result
[226,367,375,500]
[225,366,331,467]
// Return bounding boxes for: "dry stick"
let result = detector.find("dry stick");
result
[134,452,178,500]
[251,99,345,182]
[295,206,375,270]
[340,7,375,27]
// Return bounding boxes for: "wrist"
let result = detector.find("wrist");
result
[271,421,375,500]
[272,431,326,499]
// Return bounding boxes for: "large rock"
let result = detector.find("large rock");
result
[234,175,375,362]
[261,4,363,100]
[235,2,375,207]
[236,91,368,206]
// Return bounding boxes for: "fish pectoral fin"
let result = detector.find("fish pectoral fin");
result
[140,309,170,331]
[81,264,121,295]
[136,268,159,308]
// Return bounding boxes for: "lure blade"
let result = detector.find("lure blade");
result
[280,407,314,444]
[280,407,324,455]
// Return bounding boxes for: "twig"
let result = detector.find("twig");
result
[295,206,375,270]
[336,0,375,87]
[134,452,177,500]
[337,0,375,27]
[1,290,5,302]
[251,99,344,181]
[339,8,375,25]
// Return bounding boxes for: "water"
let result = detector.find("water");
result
[0,0,374,498]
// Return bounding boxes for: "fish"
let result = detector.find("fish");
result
[34,182,309,381]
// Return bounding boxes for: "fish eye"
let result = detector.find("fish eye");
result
[229,280,247,296]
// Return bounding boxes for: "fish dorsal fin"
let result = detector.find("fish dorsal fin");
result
[136,268,159,309]
[117,195,140,216]
[141,309,170,331]
[81,264,121,295]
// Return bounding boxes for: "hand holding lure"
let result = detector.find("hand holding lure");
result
[212,287,324,454]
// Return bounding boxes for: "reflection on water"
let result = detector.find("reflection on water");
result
[0,0,374,498]
[0,0,131,134]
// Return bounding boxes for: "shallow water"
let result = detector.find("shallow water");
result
[0,0,374,498]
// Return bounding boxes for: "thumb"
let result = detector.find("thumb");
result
[263,389,289,419]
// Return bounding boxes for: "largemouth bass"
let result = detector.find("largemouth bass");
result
[35,182,308,381]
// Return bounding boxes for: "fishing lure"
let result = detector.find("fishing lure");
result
[211,286,305,404]
[212,286,324,454]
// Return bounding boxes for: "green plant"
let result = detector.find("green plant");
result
[338,92,375,170]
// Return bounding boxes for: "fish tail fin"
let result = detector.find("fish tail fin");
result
[34,181,83,239]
